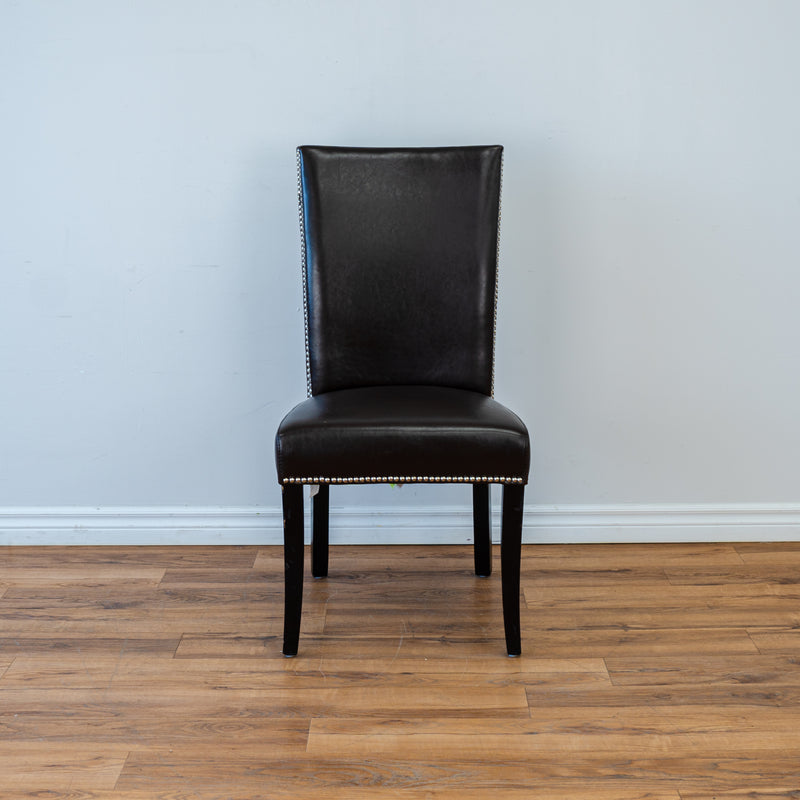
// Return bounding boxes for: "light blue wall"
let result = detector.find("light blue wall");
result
[2,1,799,517]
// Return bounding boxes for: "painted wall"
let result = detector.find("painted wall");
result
[2,1,799,535]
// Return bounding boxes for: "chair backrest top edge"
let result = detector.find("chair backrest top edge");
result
[298,144,503,154]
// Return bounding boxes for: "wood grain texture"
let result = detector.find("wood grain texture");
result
[1,543,800,797]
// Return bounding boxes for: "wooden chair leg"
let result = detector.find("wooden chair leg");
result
[472,483,492,577]
[501,483,524,657]
[311,484,330,578]
[281,484,304,657]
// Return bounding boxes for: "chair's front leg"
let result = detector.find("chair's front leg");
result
[282,483,305,657]
[500,483,524,657]
[472,483,492,577]
[311,483,330,578]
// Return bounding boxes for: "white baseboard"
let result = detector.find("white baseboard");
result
[1,503,799,546]
[523,504,800,543]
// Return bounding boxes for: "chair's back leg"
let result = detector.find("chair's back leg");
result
[311,484,330,578]
[472,483,492,577]
[500,483,525,657]
[282,483,305,657]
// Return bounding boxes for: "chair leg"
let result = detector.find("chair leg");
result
[472,483,492,577]
[311,484,330,578]
[281,484,304,657]
[501,483,524,657]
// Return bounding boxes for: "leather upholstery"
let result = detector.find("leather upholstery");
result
[299,145,503,396]
[276,385,529,484]
[276,145,529,486]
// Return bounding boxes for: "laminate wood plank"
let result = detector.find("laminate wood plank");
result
[13,788,682,800]
[0,636,180,656]
[117,752,663,797]
[521,586,800,630]
[521,567,672,586]
[266,683,524,716]
[0,684,528,718]
[525,581,800,602]
[159,568,281,586]
[525,683,800,708]
[682,790,800,799]
[174,632,287,658]
[308,730,800,759]
[0,545,259,568]
[171,563,494,596]
[606,654,800,687]
[0,654,591,693]
[307,713,800,759]
[0,581,282,605]
[0,581,174,605]
[0,587,326,637]
[748,628,800,654]
[1,583,283,603]
[525,609,800,633]
[0,744,127,791]
[0,600,290,640]
[317,655,608,675]
[0,654,319,687]
[319,607,507,637]
[162,565,499,588]
[114,752,800,792]
[173,632,538,659]
[311,707,800,736]
[300,573,450,595]
[0,567,167,588]
[734,543,800,564]
[254,544,485,575]
[0,612,323,637]
[517,543,745,568]
[302,577,501,603]
[666,566,800,586]
[0,713,308,752]
[523,628,760,658]
[319,569,504,585]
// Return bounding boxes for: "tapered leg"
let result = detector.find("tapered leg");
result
[472,483,492,577]
[281,484,304,657]
[311,484,330,578]
[501,483,524,657]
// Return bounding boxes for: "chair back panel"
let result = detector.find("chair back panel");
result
[298,145,503,396]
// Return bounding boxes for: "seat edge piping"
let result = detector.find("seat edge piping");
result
[281,475,525,485]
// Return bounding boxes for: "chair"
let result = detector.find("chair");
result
[275,145,530,657]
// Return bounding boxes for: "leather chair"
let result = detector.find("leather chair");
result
[275,145,530,657]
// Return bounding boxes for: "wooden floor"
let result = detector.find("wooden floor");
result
[1,542,800,798]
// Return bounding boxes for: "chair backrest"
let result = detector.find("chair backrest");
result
[298,145,503,397]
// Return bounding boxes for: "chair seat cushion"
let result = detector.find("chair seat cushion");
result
[275,385,529,485]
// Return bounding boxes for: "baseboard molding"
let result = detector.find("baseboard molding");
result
[1,503,799,546]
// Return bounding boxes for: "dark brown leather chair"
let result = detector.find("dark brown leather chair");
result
[275,145,530,657]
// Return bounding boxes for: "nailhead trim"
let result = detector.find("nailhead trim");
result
[491,149,503,399]
[297,148,312,399]
[282,475,524,485]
